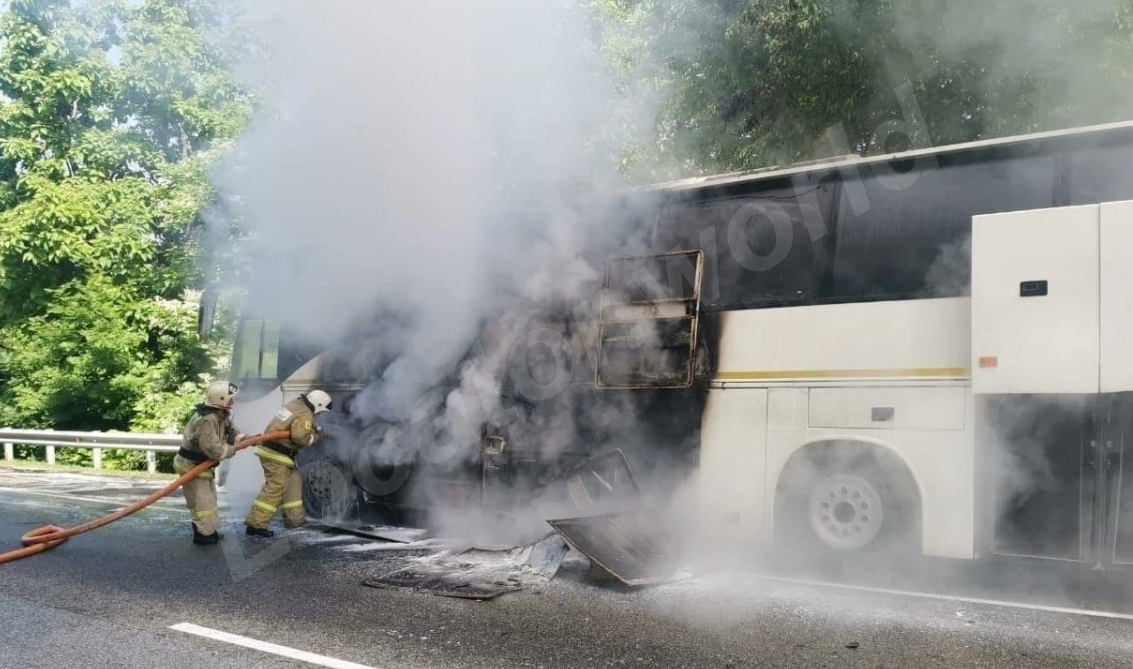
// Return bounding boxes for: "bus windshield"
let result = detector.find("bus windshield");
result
[229,318,322,402]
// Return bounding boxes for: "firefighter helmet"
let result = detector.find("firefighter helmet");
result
[304,389,333,414]
[205,381,239,409]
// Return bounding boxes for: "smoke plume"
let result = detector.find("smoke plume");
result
[207,0,682,543]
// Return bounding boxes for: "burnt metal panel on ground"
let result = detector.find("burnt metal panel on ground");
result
[546,508,678,586]
[523,533,571,579]
[362,568,523,600]
[562,449,641,515]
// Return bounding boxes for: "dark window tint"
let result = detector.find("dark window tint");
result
[605,251,702,303]
[830,155,1056,300]
[653,181,836,310]
[1066,145,1133,205]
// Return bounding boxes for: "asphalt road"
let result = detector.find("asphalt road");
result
[4,469,1133,669]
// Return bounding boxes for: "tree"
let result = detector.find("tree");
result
[0,0,254,467]
[597,0,1133,177]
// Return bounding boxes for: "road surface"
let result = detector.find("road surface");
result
[3,468,1133,668]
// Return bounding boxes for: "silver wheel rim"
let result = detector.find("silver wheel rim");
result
[808,473,883,551]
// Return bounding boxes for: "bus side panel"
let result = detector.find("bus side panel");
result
[761,386,977,560]
[714,298,971,377]
[698,387,769,546]
[704,297,977,559]
[763,387,809,544]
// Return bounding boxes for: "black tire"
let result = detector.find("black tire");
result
[301,458,360,524]
[774,443,920,564]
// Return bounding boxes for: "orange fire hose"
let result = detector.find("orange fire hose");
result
[0,431,291,565]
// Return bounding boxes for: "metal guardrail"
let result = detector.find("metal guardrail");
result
[0,428,181,473]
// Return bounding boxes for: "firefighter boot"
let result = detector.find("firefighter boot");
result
[192,524,221,545]
[245,525,275,538]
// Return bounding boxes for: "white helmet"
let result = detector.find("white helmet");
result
[206,381,238,409]
[305,389,333,414]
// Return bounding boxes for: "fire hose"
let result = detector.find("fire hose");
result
[0,431,291,565]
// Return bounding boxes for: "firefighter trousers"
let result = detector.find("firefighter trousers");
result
[173,455,219,536]
[245,449,304,530]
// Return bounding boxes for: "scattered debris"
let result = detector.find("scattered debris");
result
[314,521,429,544]
[342,451,690,595]
[363,567,523,600]
[522,533,571,579]
[547,508,681,586]
[359,533,571,600]
[559,450,641,516]
[338,538,449,553]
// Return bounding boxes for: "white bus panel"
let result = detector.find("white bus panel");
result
[972,204,1100,394]
[703,299,977,560]
[714,297,970,381]
[1101,200,1133,393]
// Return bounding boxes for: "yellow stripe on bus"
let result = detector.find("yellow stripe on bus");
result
[714,367,971,381]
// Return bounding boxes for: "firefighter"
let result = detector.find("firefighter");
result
[244,389,333,537]
[175,381,244,545]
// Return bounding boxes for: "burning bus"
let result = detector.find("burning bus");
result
[215,119,1133,569]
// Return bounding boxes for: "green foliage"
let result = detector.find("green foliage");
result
[0,0,255,446]
[598,0,1133,177]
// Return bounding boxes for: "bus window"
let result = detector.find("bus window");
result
[829,154,1056,301]
[596,250,703,389]
[654,181,836,311]
[232,319,281,382]
[1065,145,1133,205]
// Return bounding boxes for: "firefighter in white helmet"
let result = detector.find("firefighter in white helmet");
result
[174,381,245,545]
[244,390,333,537]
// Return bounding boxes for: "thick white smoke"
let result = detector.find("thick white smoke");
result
[209,0,677,540]
[217,1,635,422]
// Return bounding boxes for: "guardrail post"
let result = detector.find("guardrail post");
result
[93,447,102,469]
[146,450,157,474]
[46,445,56,465]
[3,442,12,461]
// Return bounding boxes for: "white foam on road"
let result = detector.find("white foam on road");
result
[760,574,1133,621]
[170,623,381,669]
[336,538,451,553]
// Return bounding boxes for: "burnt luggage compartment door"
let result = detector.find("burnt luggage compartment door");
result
[987,395,1097,563]
[1103,393,1133,565]
[596,250,704,389]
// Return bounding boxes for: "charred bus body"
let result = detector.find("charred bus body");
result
[292,253,714,531]
[227,119,1133,567]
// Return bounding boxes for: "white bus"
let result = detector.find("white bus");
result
[215,119,1133,569]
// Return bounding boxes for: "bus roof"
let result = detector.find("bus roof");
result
[629,118,1133,195]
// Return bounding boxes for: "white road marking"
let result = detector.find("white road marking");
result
[170,623,380,669]
[760,575,1133,621]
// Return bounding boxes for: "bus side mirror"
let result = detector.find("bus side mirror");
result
[197,288,217,339]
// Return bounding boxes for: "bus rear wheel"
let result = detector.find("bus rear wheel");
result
[302,459,360,524]
[775,443,919,562]
[807,472,884,551]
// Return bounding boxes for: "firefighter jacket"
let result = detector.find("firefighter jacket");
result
[179,404,238,464]
[258,397,320,464]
